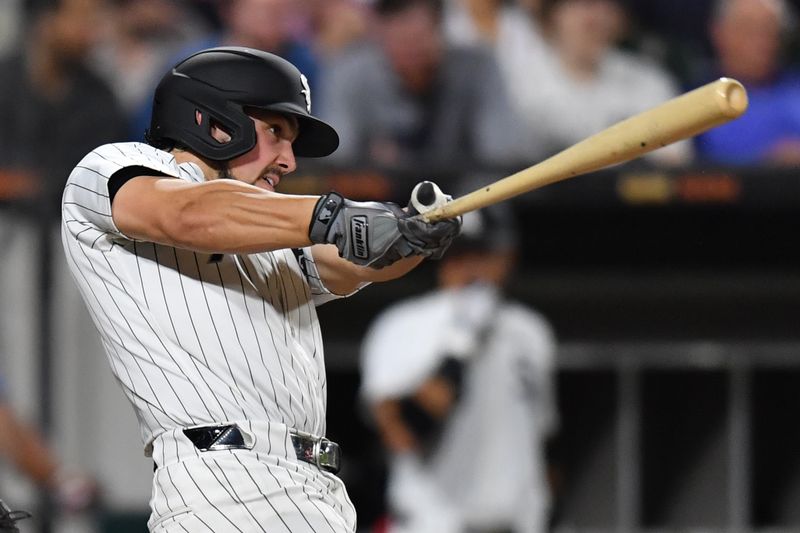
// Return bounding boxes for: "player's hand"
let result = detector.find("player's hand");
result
[309,192,416,268]
[399,181,462,260]
[442,282,500,357]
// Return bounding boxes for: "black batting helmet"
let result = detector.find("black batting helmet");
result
[147,46,339,161]
[448,205,519,256]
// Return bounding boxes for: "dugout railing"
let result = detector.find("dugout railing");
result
[551,341,800,533]
[320,339,800,533]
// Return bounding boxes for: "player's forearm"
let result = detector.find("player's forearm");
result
[0,407,58,485]
[174,187,319,253]
[357,255,425,282]
[312,245,424,295]
[372,400,418,453]
[114,177,319,254]
[326,252,424,284]
[12,427,59,486]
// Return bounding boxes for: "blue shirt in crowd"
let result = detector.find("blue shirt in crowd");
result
[695,71,800,165]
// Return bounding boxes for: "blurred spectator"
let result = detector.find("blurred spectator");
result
[317,0,528,180]
[215,0,317,79]
[92,0,210,116]
[505,0,692,165]
[443,0,544,49]
[0,3,120,514]
[442,0,550,163]
[445,0,516,46]
[128,0,320,140]
[0,0,22,57]
[360,207,558,533]
[693,0,800,166]
[0,374,97,513]
[303,0,372,61]
[0,0,127,213]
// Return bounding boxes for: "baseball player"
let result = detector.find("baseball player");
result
[360,207,558,533]
[60,46,460,532]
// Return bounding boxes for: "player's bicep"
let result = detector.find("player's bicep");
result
[111,174,190,244]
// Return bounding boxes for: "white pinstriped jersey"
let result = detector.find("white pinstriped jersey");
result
[61,142,339,455]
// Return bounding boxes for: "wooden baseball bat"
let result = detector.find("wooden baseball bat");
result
[419,77,748,222]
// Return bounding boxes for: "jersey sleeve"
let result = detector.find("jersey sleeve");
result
[62,143,191,247]
[360,298,444,403]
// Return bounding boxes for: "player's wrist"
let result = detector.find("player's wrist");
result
[308,192,346,245]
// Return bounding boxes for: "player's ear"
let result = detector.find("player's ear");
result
[195,110,233,144]
[210,123,232,144]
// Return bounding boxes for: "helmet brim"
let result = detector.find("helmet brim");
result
[258,102,340,158]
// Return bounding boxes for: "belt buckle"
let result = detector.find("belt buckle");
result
[316,438,341,474]
[291,431,341,474]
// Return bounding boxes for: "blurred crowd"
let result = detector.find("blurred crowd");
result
[1,0,800,531]
[1,0,800,211]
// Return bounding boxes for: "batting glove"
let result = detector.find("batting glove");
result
[309,192,416,268]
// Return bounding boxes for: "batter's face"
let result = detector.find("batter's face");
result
[219,111,299,192]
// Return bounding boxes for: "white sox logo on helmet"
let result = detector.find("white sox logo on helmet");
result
[300,74,311,113]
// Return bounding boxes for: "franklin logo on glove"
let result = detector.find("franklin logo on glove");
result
[351,216,369,259]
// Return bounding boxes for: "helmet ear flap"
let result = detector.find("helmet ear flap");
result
[150,75,257,161]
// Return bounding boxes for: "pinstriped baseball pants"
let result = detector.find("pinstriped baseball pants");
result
[147,421,357,532]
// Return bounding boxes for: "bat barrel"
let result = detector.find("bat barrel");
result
[421,77,748,223]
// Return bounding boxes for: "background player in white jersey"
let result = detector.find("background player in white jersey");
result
[361,207,558,533]
[60,46,460,532]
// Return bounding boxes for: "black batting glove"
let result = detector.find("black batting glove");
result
[397,215,461,260]
[309,192,416,269]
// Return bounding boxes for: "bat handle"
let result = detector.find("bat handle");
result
[410,181,449,215]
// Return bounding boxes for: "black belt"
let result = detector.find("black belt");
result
[182,424,342,474]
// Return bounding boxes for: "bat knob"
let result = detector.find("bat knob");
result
[411,181,449,215]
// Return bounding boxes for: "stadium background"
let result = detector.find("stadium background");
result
[1,0,799,531]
